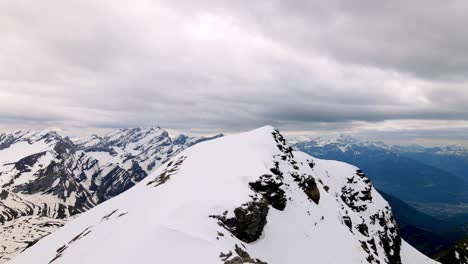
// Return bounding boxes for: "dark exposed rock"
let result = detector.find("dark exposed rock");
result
[272,130,294,159]
[53,138,75,157]
[379,228,402,264]
[361,188,373,202]
[368,238,378,256]
[269,163,283,178]
[370,210,391,228]
[12,152,47,174]
[0,133,18,150]
[357,222,370,237]
[49,226,93,263]
[222,244,267,264]
[361,241,370,254]
[13,158,95,217]
[147,161,156,171]
[173,133,223,147]
[0,190,8,200]
[55,204,67,219]
[24,239,40,250]
[291,173,320,204]
[117,212,128,218]
[220,251,233,261]
[147,156,186,188]
[249,174,287,211]
[211,200,269,243]
[101,209,118,221]
[373,209,402,264]
[361,238,381,264]
[341,186,367,212]
[433,238,468,264]
[342,215,353,231]
[96,161,147,202]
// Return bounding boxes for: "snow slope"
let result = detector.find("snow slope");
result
[9,126,437,264]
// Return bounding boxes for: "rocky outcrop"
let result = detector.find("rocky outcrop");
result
[211,200,269,243]
[221,245,267,264]
[291,172,320,204]
[434,238,468,264]
[249,174,287,211]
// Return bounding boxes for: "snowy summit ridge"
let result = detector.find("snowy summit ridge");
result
[9,126,437,264]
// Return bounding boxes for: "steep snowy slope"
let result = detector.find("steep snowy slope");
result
[10,126,437,264]
[0,127,219,262]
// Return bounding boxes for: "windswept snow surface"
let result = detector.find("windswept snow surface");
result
[9,126,438,264]
[401,241,440,264]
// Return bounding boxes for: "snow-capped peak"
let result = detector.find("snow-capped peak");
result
[9,126,437,264]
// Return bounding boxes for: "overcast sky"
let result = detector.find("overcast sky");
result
[1,0,468,144]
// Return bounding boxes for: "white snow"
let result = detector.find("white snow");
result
[0,141,52,165]
[400,240,438,263]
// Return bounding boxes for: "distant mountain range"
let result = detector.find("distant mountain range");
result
[293,136,468,207]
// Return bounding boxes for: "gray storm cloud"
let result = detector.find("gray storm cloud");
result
[0,0,468,139]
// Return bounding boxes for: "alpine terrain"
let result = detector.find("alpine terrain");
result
[293,135,468,262]
[0,128,221,262]
[8,126,437,264]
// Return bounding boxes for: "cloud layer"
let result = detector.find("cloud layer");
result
[1,0,468,139]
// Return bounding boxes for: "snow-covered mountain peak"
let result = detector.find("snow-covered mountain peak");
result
[77,127,166,148]
[292,134,392,155]
[0,129,61,155]
[9,127,437,264]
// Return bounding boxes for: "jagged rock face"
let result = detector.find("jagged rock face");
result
[434,239,468,264]
[7,126,435,264]
[0,128,217,263]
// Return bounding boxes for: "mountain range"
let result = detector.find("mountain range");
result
[292,136,468,209]
[7,126,436,264]
[1,128,466,263]
[391,145,468,182]
[0,127,221,262]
